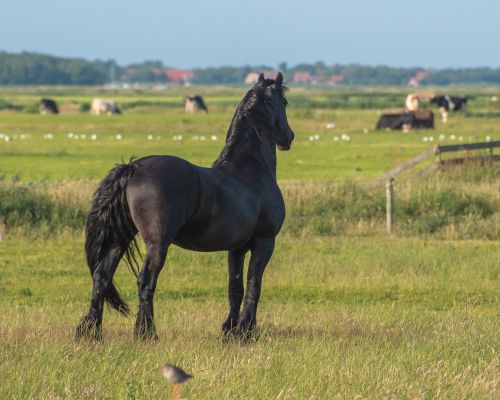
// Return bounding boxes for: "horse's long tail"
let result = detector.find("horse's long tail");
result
[85,161,141,316]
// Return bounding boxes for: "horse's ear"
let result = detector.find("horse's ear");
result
[258,73,265,85]
[275,72,283,88]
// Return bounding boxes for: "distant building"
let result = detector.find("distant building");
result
[407,70,429,87]
[245,72,260,85]
[326,75,343,85]
[293,71,343,85]
[164,68,194,84]
[244,70,280,84]
[293,71,317,84]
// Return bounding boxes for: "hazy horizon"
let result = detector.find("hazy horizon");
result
[2,0,499,69]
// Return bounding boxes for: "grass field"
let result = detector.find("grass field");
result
[0,85,499,399]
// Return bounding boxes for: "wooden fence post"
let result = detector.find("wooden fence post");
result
[435,145,441,167]
[386,179,394,234]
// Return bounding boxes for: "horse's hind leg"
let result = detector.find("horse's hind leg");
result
[134,242,169,340]
[222,248,247,336]
[75,243,124,340]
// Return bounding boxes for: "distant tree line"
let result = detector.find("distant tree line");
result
[0,52,113,84]
[1,51,499,86]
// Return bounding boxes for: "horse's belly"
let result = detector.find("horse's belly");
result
[174,212,256,251]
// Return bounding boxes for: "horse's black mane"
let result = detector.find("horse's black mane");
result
[214,78,287,165]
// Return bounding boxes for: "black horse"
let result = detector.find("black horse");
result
[76,72,294,340]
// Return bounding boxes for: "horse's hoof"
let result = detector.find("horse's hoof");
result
[75,317,102,341]
[235,320,258,342]
[134,327,159,342]
[221,318,238,336]
[135,333,160,342]
[237,319,255,334]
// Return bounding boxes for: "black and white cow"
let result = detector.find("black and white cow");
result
[430,95,467,122]
[39,98,59,115]
[185,95,208,114]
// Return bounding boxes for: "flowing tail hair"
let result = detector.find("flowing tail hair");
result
[85,160,142,316]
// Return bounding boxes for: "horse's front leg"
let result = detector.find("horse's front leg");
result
[238,237,275,335]
[134,243,168,340]
[222,248,247,336]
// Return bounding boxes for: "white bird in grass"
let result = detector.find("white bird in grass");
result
[341,133,351,142]
[115,134,123,140]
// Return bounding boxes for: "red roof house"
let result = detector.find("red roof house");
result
[165,69,194,83]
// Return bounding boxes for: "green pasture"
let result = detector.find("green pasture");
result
[0,235,498,399]
[0,103,499,181]
[0,86,499,399]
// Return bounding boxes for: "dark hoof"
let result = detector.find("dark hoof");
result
[134,332,159,342]
[237,319,255,334]
[75,316,102,341]
[134,325,159,342]
[222,317,239,336]
[236,319,258,341]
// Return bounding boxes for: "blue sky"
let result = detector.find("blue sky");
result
[2,0,499,68]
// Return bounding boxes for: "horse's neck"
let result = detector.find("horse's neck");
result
[214,115,277,178]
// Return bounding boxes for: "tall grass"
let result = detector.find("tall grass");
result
[1,164,498,240]
[0,182,87,231]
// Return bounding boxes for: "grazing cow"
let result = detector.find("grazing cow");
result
[405,94,420,112]
[430,95,467,122]
[412,110,435,129]
[376,110,434,130]
[39,98,59,115]
[185,95,208,114]
[91,98,121,115]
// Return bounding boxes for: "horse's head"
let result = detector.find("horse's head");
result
[242,72,295,150]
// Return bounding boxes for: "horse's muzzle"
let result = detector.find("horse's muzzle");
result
[277,128,294,151]
[277,143,291,151]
